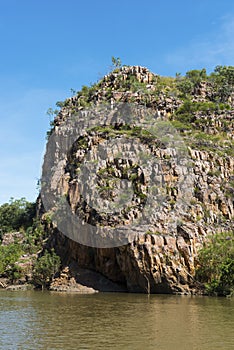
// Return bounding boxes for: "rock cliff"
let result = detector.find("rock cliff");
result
[41,65,234,294]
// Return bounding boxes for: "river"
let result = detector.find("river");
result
[0,290,233,349]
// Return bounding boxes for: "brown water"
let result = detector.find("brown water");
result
[0,290,233,350]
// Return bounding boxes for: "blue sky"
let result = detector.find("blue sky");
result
[0,0,234,204]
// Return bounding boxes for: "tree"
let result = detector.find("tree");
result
[196,232,234,296]
[0,244,23,279]
[46,107,59,121]
[111,56,122,69]
[0,198,36,237]
[214,65,234,85]
[176,69,207,97]
[70,88,76,95]
[186,68,207,85]
[33,249,61,289]
[176,78,194,96]
[210,65,234,102]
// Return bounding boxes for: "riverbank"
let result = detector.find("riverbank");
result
[0,264,127,294]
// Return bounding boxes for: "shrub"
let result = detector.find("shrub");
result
[111,56,122,69]
[0,243,23,279]
[23,220,47,254]
[209,65,234,102]
[176,78,194,97]
[175,68,208,97]
[196,232,234,296]
[185,68,207,85]
[32,249,61,289]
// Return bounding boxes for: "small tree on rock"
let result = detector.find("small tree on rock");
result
[33,249,61,289]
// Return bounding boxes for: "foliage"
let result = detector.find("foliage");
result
[196,232,234,296]
[0,209,54,285]
[186,68,207,85]
[176,68,207,97]
[88,124,156,145]
[45,63,234,140]
[214,65,234,85]
[111,56,122,69]
[0,198,36,238]
[32,249,61,289]
[46,107,59,119]
[170,120,192,131]
[127,75,148,92]
[0,243,23,281]
[174,100,230,125]
[175,66,234,102]
[210,65,234,102]
[176,78,194,96]
[23,220,47,254]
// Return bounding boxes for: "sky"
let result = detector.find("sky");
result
[0,0,234,204]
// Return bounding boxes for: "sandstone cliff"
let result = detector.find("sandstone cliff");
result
[40,65,234,294]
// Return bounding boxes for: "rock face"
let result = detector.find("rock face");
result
[1,232,24,246]
[41,65,234,294]
[49,265,126,293]
[49,230,199,294]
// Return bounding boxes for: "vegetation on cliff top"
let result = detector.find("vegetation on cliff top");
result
[47,60,234,120]
[47,60,234,160]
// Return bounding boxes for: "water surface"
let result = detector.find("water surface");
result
[0,290,233,349]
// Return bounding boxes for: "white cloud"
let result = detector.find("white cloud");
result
[165,15,234,72]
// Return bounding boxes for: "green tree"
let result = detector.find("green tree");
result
[176,78,194,96]
[0,198,36,237]
[196,232,234,296]
[210,65,234,102]
[33,249,61,289]
[214,65,234,85]
[176,68,207,97]
[46,107,59,120]
[111,56,122,69]
[70,88,76,95]
[0,243,23,279]
[186,68,207,85]
[23,220,47,254]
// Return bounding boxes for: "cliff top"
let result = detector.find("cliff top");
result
[50,64,234,157]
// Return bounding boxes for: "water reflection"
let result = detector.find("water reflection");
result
[0,291,233,350]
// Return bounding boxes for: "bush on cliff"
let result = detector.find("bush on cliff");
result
[32,249,61,289]
[196,232,234,296]
[0,243,23,281]
[210,65,234,102]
